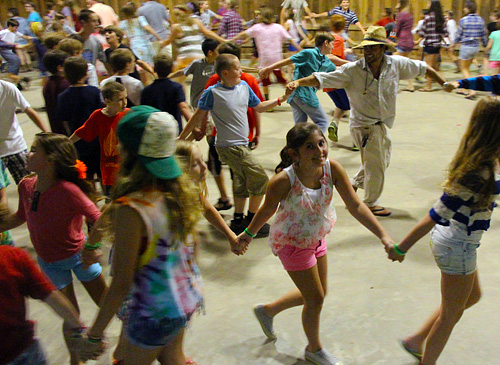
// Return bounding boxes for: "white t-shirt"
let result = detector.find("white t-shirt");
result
[0,29,24,44]
[100,75,144,106]
[0,81,30,157]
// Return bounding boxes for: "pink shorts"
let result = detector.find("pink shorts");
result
[489,60,500,69]
[277,238,327,272]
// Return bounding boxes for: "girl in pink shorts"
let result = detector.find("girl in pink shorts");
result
[235,123,394,365]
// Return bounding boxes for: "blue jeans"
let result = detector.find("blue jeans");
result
[289,96,329,134]
[0,49,20,75]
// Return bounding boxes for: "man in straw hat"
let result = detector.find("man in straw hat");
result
[287,25,446,216]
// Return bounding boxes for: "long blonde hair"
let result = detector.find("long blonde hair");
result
[175,140,208,198]
[444,98,500,209]
[112,147,201,241]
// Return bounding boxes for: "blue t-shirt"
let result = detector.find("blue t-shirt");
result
[290,47,336,107]
[140,78,186,133]
[198,81,260,147]
[56,86,103,157]
[26,12,43,37]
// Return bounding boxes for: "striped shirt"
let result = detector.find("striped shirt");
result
[430,174,500,237]
[455,13,487,47]
[458,75,500,95]
[327,7,359,33]
[418,12,448,46]
[175,23,204,60]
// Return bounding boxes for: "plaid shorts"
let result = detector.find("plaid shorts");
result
[1,150,29,185]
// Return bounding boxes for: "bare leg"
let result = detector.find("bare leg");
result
[248,195,264,214]
[333,107,343,120]
[213,173,230,201]
[60,283,82,365]
[460,59,475,97]
[81,274,107,306]
[234,197,246,215]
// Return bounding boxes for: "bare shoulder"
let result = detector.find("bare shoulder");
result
[268,170,292,201]
[328,159,348,183]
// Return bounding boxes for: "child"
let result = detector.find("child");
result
[0,160,14,246]
[58,37,99,87]
[232,8,301,101]
[140,54,192,133]
[179,54,290,236]
[101,48,144,106]
[42,49,70,134]
[486,20,500,75]
[235,123,394,365]
[56,56,103,182]
[0,245,83,364]
[103,25,155,82]
[79,106,204,364]
[259,33,345,134]
[444,75,500,96]
[168,37,220,108]
[392,98,500,365]
[69,81,129,197]
[0,18,32,89]
[0,133,107,364]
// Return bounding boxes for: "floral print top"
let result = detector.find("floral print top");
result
[269,160,337,254]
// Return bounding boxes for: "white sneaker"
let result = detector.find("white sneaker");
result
[305,348,342,365]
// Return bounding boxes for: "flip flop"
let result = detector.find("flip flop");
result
[369,206,392,216]
[403,88,415,92]
[465,94,476,100]
[418,88,432,92]
[400,339,422,361]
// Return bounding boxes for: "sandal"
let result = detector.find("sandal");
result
[214,198,233,211]
[418,87,432,92]
[369,206,392,217]
[400,339,422,361]
[185,355,200,364]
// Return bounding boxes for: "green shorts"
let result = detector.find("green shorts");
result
[216,145,268,198]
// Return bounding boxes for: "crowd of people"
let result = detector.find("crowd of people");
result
[1,0,500,365]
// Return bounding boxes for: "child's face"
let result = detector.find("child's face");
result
[222,59,241,86]
[105,31,119,45]
[189,147,207,182]
[207,49,219,61]
[106,90,127,113]
[296,130,328,167]
[340,0,350,10]
[201,1,209,10]
[8,26,19,32]
[27,140,51,173]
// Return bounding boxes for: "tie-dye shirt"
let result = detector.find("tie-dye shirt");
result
[269,160,337,254]
[116,190,203,324]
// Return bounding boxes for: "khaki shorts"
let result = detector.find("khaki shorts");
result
[216,145,268,198]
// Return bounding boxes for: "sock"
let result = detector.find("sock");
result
[264,93,269,101]
[234,212,244,221]
[247,211,256,221]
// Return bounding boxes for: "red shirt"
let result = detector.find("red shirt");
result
[75,109,129,186]
[42,75,70,134]
[16,176,101,263]
[376,17,393,27]
[0,246,55,364]
[324,33,345,92]
[205,73,264,141]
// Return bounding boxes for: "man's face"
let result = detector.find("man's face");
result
[363,44,386,65]
[83,13,100,32]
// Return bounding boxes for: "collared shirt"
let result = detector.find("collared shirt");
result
[289,47,336,107]
[138,1,171,40]
[455,13,487,47]
[327,6,359,33]
[217,9,243,43]
[313,55,426,128]
[418,12,448,46]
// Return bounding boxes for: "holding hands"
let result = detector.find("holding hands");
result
[380,236,405,263]
[78,334,107,362]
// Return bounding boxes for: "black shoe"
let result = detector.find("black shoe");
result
[16,82,23,91]
[230,218,248,235]
[255,222,270,238]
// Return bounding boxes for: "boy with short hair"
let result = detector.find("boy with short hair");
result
[141,54,192,132]
[0,18,32,89]
[70,81,128,196]
[56,56,103,181]
[179,54,291,236]
[42,49,70,134]
[57,37,99,87]
[100,48,144,106]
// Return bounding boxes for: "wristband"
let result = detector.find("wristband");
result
[244,228,256,238]
[84,242,101,250]
[393,244,406,256]
[87,334,102,343]
[277,97,281,106]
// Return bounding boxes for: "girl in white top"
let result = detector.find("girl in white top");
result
[236,123,395,365]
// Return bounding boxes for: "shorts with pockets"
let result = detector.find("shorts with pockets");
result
[430,231,479,276]
[278,239,327,272]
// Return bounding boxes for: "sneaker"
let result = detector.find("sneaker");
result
[229,217,248,235]
[328,121,338,142]
[16,82,23,91]
[305,348,342,365]
[214,198,233,211]
[253,305,276,340]
[255,222,270,238]
[351,143,359,152]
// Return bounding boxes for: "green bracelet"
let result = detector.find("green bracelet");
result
[84,242,101,250]
[87,335,102,343]
[393,244,406,256]
[244,228,256,238]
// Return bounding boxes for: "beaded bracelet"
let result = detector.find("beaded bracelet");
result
[244,228,256,238]
[84,242,101,250]
[393,244,406,256]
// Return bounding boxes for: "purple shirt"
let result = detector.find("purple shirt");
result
[395,10,414,50]
[217,9,243,44]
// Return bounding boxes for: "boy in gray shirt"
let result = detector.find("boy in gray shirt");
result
[179,54,290,236]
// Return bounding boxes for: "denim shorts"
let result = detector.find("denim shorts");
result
[459,45,479,60]
[7,339,46,365]
[126,311,189,348]
[37,251,102,289]
[430,235,479,276]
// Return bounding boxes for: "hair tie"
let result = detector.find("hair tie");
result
[74,160,87,180]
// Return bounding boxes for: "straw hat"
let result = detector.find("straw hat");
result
[352,25,396,53]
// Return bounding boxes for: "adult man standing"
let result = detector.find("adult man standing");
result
[86,0,118,27]
[287,26,445,216]
[0,80,48,184]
